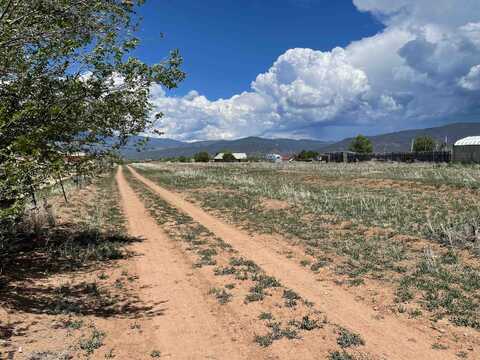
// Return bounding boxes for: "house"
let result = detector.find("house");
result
[453,136,480,163]
[213,153,248,162]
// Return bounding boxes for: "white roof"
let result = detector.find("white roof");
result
[232,153,247,160]
[454,136,480,146]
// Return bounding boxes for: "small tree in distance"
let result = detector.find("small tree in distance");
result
[194,151,210,162]
[349,135,373,154]
[223,152,236,162]
[412,136,436,152]
[296,150,319,161]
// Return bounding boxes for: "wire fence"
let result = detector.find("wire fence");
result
[325,151,452,163]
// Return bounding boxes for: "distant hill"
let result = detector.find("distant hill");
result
[120,122,480,160]
[118,136,187,158]
[123,136,332,160]
[321,122,480,153]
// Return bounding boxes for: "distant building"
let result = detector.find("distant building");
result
[213,153,248,162]
[64,151,88,164]
[266,153,282,163]
[453,136,480,163]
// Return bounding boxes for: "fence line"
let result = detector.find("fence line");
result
[324,151,452,163]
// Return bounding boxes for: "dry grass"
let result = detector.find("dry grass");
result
[0,171,145,359]
[122,169,343,350]
[132,161,480,332]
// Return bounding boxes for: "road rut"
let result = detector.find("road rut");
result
[116,166,259,359]
[128,165,455,360]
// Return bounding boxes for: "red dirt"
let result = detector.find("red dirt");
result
[115,167,262,359]
[128,165,462,360]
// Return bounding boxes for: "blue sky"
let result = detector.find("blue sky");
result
[132,1,480,141]
[135,1,382,100]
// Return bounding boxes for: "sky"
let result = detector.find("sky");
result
[133,0,480,141]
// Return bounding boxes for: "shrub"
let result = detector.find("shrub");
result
[223,153,236,162]
[413,136,436,152]
[295,150,319,161]
[194,151,210,162]
[349,135,373,154]
[337,328,365,348]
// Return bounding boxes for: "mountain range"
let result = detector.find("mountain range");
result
[123,137,332,160]
[321,122,480,153]
[121,122,480,160]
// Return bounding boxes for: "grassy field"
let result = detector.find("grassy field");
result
[132,161,480,332]
[4,162,479,359]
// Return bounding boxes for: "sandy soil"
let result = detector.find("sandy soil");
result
[1,181,161,360]
[127,165,464,360]
[115,167,263,359]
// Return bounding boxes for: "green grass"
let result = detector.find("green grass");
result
[79,327,105,355]
[61,318,83,330]
[254,321,300,347]
[396,249,480,328]
[259,312,273,320]
[209,287,233,304]
[289,315,321,331]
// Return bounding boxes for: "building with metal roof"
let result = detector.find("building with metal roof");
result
[454,136,480,146]
[453,136,480,163]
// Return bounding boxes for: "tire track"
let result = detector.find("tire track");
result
[116,166,261,359]
[127,165,456,360]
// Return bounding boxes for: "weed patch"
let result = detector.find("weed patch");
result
[79,327,105,355]
[336,328,365,348]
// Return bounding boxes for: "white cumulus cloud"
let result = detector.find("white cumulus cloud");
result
[150,0,480,140]
[459,65,480,91]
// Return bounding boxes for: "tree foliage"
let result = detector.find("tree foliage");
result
[222,152,236,162]
[295,150,319,161]
[177,156,190,163]
[412,136,436,152]
[0,0,185,223]
[349,135,373,154]
[194,151,210,162]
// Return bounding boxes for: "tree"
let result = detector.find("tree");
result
[223,153,236,162]
[295,150,319,161]
[0,0,185,224]
[412,136,436,152]
[349,135,373,154]
[194,151,210,162]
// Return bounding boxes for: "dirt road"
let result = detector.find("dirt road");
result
[127,165,457,360]
[115,167,262,359]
